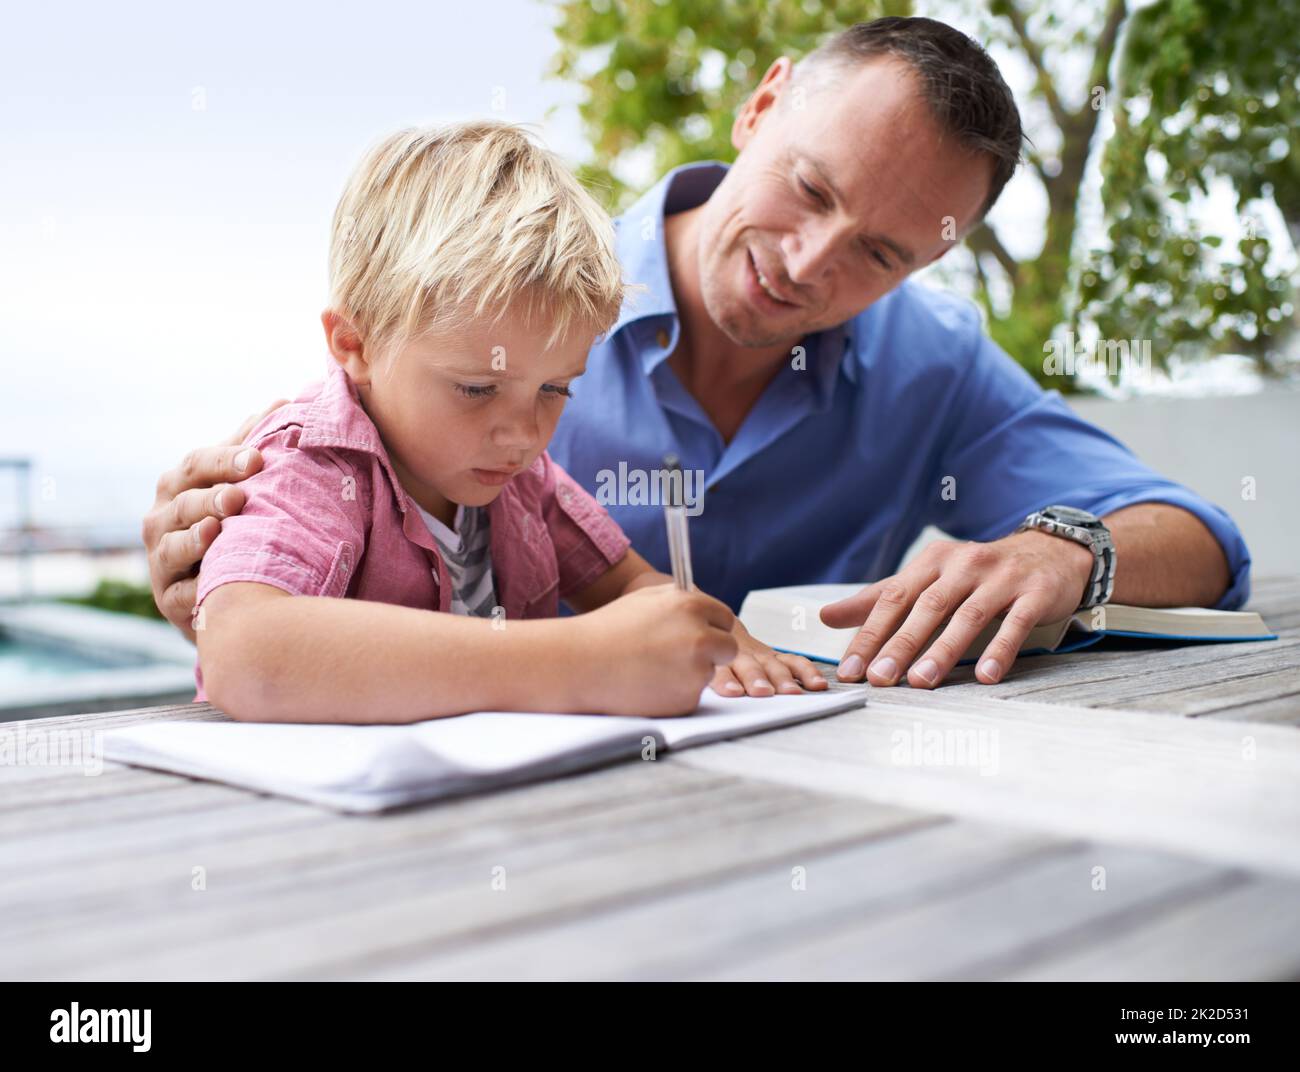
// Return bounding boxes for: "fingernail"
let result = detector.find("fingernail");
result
[215,488,228,516]
[234,449,251,473]
[753,678,774,693]
[779,682,802,693]
[868,655,898,682]
[190,522,202,548]
[838,654,864,679]
[724,682,743,694]
[979,658,1002,682]
[912,658,938,685]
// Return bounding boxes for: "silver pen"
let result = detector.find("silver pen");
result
[662,453,694,590]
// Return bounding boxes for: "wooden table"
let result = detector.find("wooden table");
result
[3,576,1299,982]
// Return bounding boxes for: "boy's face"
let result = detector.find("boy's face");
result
[347,309,593,527]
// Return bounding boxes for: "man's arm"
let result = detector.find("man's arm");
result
[142,401,287,641]
[1104,501,1230,607]
[820,307,1249,691]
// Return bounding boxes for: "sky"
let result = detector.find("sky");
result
[0,1,1286,537]
[0,0,596,535]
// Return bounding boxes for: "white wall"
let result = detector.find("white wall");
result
[901,385,1300,580]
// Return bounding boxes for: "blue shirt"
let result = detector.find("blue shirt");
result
[549,162,1252,613]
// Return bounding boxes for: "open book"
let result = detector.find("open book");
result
[739,583,1277,666]
[103,688,867,813]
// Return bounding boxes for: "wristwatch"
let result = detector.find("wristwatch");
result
[1015,505,1116,609]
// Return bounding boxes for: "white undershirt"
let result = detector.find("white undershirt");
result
[413,501,498,617]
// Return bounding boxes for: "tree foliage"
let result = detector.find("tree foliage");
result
[548,0,1298,389]
[549,0,910,206]
[1079,0,1299,379]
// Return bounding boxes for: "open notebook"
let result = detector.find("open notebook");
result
[739,584,1277,666]
[103,688,867,813]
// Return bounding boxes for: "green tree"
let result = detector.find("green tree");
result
[549,0,911,207]
[60,579,164,621]
[549,0,1298,389]
[1079,0,1299,380]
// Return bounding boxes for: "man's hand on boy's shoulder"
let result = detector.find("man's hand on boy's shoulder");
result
[143,400,288,641]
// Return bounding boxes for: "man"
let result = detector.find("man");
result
[142,17,1248,693]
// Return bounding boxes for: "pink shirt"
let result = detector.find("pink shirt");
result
[193,360,631,701]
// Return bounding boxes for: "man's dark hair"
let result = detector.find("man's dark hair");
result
[795,16,1024,218]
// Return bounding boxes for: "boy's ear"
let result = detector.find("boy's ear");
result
[321,309,372,385]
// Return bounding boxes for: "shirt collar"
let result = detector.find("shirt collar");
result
[609,161,858,392]
[297,359,415,506]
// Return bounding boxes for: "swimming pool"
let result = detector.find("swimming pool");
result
[0,637,146,685]
[0,603,196,721]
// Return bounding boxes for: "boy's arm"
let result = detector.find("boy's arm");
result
[198,581,589,723]
[197,577,740,722]
[562,549,669,613]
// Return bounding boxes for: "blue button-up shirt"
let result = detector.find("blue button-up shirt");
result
[549,162,1252,613]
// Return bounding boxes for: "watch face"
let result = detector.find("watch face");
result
[1044,505,1099,526]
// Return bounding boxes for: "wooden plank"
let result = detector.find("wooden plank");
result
[0,763,932,979]
[1204,693,1300,726]
[0,702,225,732]
[346,821,1071,981]
[806,639,1300,720]
[812,643,1300,710]
[0,705,225,786]
[1119,667,1300,716]
[1243,575,1300,615]
[1000,874,1300,981]
[671,690,1300,877]
[985,638,1300,706]
[0,761,754,911]
[693,847,1255,981]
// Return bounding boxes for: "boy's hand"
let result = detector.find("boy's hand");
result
[710,619,829,698]
[142,400,288,641]
[574,585,738,717]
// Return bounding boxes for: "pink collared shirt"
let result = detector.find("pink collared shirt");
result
[192,360,631,701]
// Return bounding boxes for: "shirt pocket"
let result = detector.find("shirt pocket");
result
[519,512,560,616]
[553,479,629,565]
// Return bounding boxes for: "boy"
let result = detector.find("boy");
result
[195,121,826,722]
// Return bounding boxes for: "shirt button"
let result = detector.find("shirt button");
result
[557,485,572,502]
[656,329,669,350]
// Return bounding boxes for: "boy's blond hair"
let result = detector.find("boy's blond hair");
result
[329,120,625,353]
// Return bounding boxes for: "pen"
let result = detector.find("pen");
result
[662,453,694,590]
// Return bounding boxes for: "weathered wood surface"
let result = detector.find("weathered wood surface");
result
[0,575,1297,981]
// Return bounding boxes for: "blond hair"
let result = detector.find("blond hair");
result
[328,121,626,353]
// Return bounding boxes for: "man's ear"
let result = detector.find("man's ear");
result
[321,309,372,386]
[731,57,794,153]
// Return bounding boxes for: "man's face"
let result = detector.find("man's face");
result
[693,55,994,348]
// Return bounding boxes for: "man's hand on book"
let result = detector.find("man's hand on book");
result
[819,531,1095,689]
